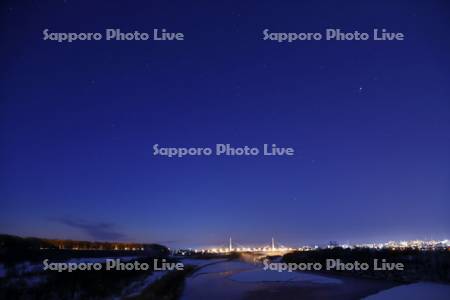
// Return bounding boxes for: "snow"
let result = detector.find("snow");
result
[179,258,227,268]
[120,271,168,298]
[181,259,343,300]
[118,257,225,298]
[198,261,253,274]
[0,264,6,278]
[66,256,138,264]
[364,282,450,300]
[229,269,342,284]
[8,256,139,275]
[14,261,42,274]
[23,275,47,287]
[182,258,341,284]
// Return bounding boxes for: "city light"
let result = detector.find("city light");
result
[179,238,450,255]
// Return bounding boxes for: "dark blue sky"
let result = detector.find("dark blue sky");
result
[1,0,449,248]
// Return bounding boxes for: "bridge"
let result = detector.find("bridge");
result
[195,237,296,255]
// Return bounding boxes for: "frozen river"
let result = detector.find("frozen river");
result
[179,258,400,300]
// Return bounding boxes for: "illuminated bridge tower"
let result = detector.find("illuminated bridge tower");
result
[229,237,232,252]
[272,237,275,251]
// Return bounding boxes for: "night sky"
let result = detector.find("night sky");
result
[1,0,449,248]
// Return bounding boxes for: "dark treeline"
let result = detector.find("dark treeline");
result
[283,248,450,283]
[0,234,169,264]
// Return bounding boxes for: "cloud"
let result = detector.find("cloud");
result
[52,217,127,241]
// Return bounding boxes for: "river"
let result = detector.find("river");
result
[179,258,400,300]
